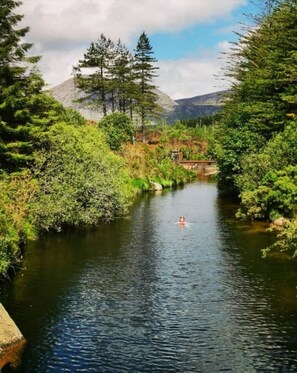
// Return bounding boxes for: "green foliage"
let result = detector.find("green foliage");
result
[180,146,206,160]
[214,1,297,255]
[31,123,133,231]
[163,123,190,140]
[98,112,134,150]
[58,107,86,127]
[74,32,161,128]
[216,0,297,193]
[144,146,183,184]
[0,171,37,277]
[74,34,115,117]
[132,32,162,138]
[262,219,297,258]
[0,1,53,172]
[0,1,81,173]
[131,177,151,191]
[236,121,297,193]
[237,166,297,221]
[216,127,265,193]
[110,40,136,115]
[180,114,221,127]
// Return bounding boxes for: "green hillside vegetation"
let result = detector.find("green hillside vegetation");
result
[215,0,297,257]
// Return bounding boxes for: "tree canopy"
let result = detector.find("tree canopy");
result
[133,32,162,140]
[0,0,64,172]
[74,32,162,137]
[216,0,297,194]
[215,0,297,256]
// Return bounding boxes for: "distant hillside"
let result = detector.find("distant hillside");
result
[165,90,228,123]
[176,91,227,106]
[49,78,226,123]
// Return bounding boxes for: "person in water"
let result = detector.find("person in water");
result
[179,216,186,225]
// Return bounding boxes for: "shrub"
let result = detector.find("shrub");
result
[0,171,37,277]
[238,166,297,221]
[31,123,133,231]
[98,112,134,150]
[262,219,297,259]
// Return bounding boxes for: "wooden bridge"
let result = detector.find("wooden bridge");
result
[179,160,217,173]
[170,151,217,174]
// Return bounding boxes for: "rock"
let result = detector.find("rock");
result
[150,182,163,191]
[272,217,287,227]
[0,339,25,370]
[0,304,24,349]
[0,303,25,369]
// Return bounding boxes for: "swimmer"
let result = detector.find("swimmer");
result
[178,216,186,225]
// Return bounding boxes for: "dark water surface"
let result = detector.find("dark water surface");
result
[1,181,297,372]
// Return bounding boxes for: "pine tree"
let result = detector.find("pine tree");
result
[216,0,297,193]
[0,0,46,172]
[133,32,162,141]
[74,34,115,117]
[109,40,135,115]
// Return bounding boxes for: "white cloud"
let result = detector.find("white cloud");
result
[156,42,233,99]
[19,0,245,96]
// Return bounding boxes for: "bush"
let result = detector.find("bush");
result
[0,171,37,277]
[98,112,134,150]
[31,123,133,231]
[236,122,297,193]
[262,219,297,259]
[131,177,151,191]
[238,166,297,221]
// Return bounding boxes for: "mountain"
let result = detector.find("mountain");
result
[49,78,225,123]
[176,91,227,106]
[165,90,227,123]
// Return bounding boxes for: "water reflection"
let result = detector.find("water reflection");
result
[1,181,297,372]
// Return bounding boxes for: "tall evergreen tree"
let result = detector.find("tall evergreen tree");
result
[109,40,135,115]
[74,34,115,117]
[216,0,297,193]
[0,0,63,173]
[133,32,162,141]
[0,0,51,172]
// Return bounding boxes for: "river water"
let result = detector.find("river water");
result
[1,180,297,372]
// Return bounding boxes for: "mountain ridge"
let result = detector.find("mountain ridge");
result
[49,78,226,123]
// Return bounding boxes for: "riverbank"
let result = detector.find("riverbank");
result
[122,124,215,191]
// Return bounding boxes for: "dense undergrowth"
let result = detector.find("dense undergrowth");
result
[123,123,214,190]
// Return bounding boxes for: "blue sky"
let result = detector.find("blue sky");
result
[20,0,260,99]
[150,4,256,60]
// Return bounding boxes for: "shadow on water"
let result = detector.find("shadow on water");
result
[1,180,297,372]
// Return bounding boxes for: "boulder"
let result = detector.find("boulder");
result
[0,303,24,350]
[150,182,163,191]
[272,217,287,227]
[0,303,25,369]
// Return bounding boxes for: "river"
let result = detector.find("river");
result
[1,180,297,372]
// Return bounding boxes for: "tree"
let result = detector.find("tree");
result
[74,34,115,117]
[0,0,37,170]
[216,0,297,194]
[133,32,162,141]
[109,40,136,116]
[0,0,46,172]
